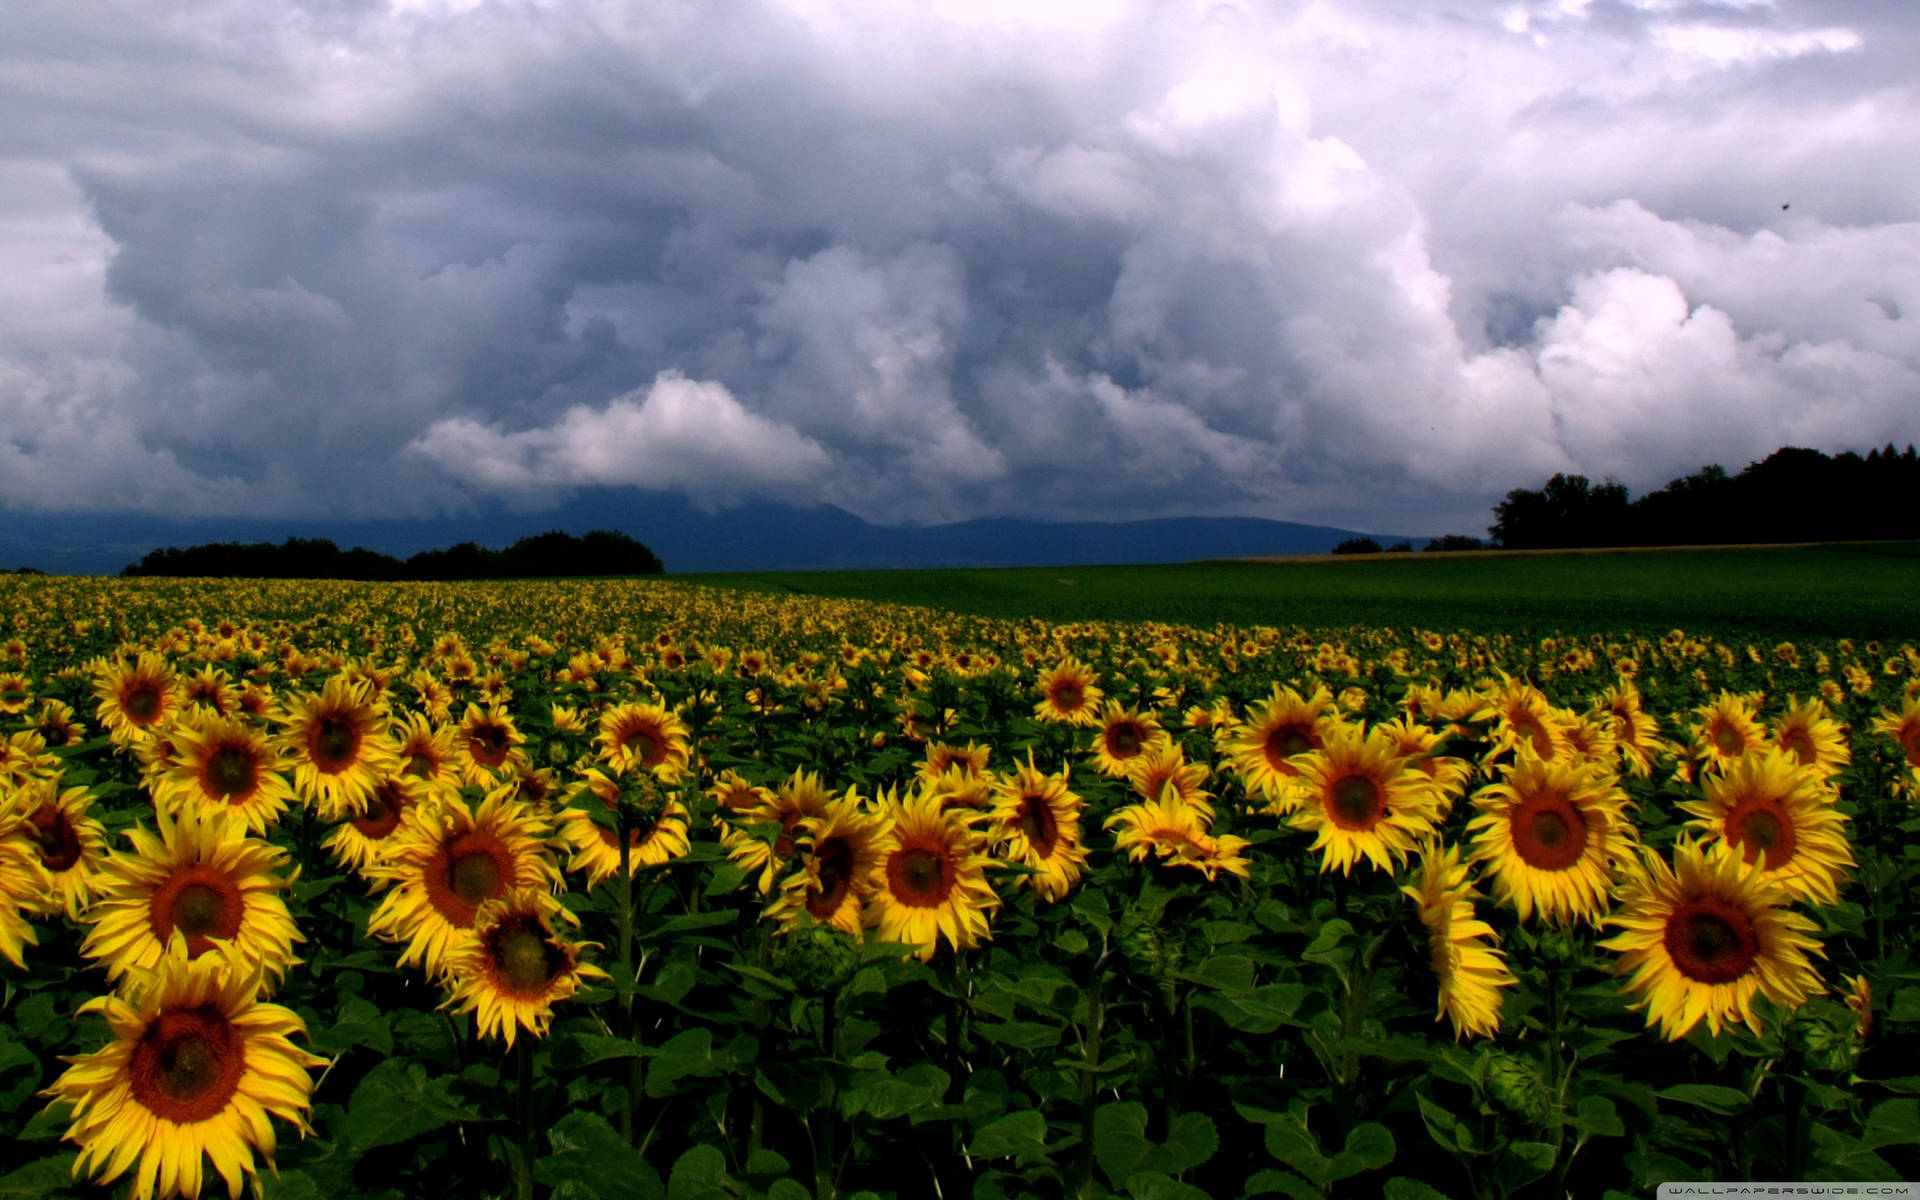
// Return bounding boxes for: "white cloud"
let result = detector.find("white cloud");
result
[406,371,832,505]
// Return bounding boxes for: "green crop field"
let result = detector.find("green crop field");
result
[683,541,1920,640]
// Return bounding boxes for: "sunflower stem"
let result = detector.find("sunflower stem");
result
[1075,943,1109,1200]
[617,806,637,1145]
[515,1036,535,1200]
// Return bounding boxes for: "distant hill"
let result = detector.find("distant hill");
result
[0,490,1400,575]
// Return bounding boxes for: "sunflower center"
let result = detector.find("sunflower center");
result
[204,745,257,798]
[623,729,659,763]
[149,868,244,956]
[1779,728,1816,766]
[492,923,562,995]
[129,1006,245,1123]
[1017,795,1058,856]
[1727,799,1797,869]
[1511,794,1588,871]
[1711,722,1745,757]
[469,724,510,766]
[352,785,406,839]
[1053,683,1082,710]
[1110,725,1142,756]
[1510,714,1552,756]
[311,716,361,772]
[1327,774,1385,830]
[888,845,953,907]
[32,807,82,871]
[405,752,437,779]
[1264,725,1315,768]
[124,685,162,724]
[807,838,856,918]
[450,849,504,909]
[1663,899,1759,984]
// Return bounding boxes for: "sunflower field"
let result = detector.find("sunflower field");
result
[0,574,1916,1200]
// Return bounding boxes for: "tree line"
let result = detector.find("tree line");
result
[120,529,665,580]
[1486,444,1919,549]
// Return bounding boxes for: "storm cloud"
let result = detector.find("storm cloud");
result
[2,0,1916,537]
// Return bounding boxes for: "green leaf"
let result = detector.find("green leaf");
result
[1568,1095,1625,1138]
[1861,1099,1920,1151]
[1094,1101,1153,1187]
[975,1019,1065,1053]
[0,1038,42,1115]
[1244,1169,1320,1200]
[968,1110,1049,1163]
[341,1058,481,1152]
[840,1063,949,1121]
[308,995,393,1058]
[1656,1084,1750,1115]
[1888,987,1920,1023]
[1123,1171,1211,1200]
[0,1153,78,1197]
[1328,1123,1395,1179]
[551,1032,647,1070]
[1302,919,1355,966]
[645,1028,728,1097]
[1383,1178,1454,1200]
[1159,1111,1219,1174]
[258,1170,327,1200]
[536,1111,665,1200]
[665,1144,732,1200]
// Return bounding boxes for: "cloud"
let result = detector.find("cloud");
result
[407,370,831,505]
[1,0,1917,538]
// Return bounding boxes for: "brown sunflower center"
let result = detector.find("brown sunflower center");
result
[807,837,856,918]
[888,844,953,907]
[450,848,504,909]
[310,716,361,772]
[1511,714,1553,757]
[32,806,83,871]
[1017,795,1058,856]
[129,1006,245,1123]
[352,784,407,839]
[469,724,511,766]
[204,744,258,798]
[1264,725,1316,768]
[491,919,563,995]
[124,684,163,724]
[1511,793,1588,871]
[1663,898,1759,984]
[1779,727,1816,765]
[149,867,244,956]
[1327,774,1386,830]
[622,728,659,764]
[1110,725,1142,756]
[1052,683,1083,710]
[1711,721,1745,757]
[1726,799,1797,868]
[405,751,437,779]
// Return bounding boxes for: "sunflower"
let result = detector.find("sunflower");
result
[1091,702,1170,779]
[181,665,238,716]
[0,795,53,967]
[1401,842,1516,1040]
[1601,839,1825,1040]
[12,776,111,920]
[43,938,325,1200]
[865,784,1001,961]
[1221,684,1335,807]
[1689,691,1768,773]
[81,805,302,991]
[1033,658,1104,727]
[0,671,31,714]
[390,711,464,801]
[92,654,181,745]
[593,701,691,782]
[0,729,58,786]
[708,769,773,820]
[1473,675,1571,764]
[722,769,833,893]
[1464,749,1633,926]
[1770,696,1849,780]
[1595,681,1662,778]
[554,768,692,887]
[918,740,991,784]
[31,698,88,747]
[1871,696,1920,770]
[987,756,1089,902]
[1377,715,1472,808]
[443,888,608,1049]
[366,789,561,980]
[276,675,399,820]
[1677,750,1853,908]
[764,792,891,936]
[1126,744,1214,816]
[321,773,429,878]
[157,713,298,835]
[1104,791,1251,882]
[1284,721,1443,876]
[455,702,528,788]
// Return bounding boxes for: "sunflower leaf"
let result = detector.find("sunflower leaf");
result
[341,1058,482,1152]
[1655,1083,1750,1115]
[537,1111,665,1200]
[968,1109,1049,1163]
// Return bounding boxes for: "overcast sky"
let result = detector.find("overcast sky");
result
[3,0,1916,538]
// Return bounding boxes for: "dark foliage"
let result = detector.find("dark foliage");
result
[121,529,664,579]
[1488,445,1920,549]
[1422,534,1485,552]
[1331,536,1383,555]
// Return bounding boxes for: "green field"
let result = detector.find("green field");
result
[684,541,1920,639]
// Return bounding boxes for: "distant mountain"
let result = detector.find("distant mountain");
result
[0,490,1401,576]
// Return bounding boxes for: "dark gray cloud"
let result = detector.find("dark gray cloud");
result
[1,0,1915,538]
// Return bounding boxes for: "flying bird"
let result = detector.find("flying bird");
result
[1781,203,1790,210]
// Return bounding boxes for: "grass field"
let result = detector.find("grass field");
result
[681,540,1920,639]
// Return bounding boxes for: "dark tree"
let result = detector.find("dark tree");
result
[1332,537,1383,554]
